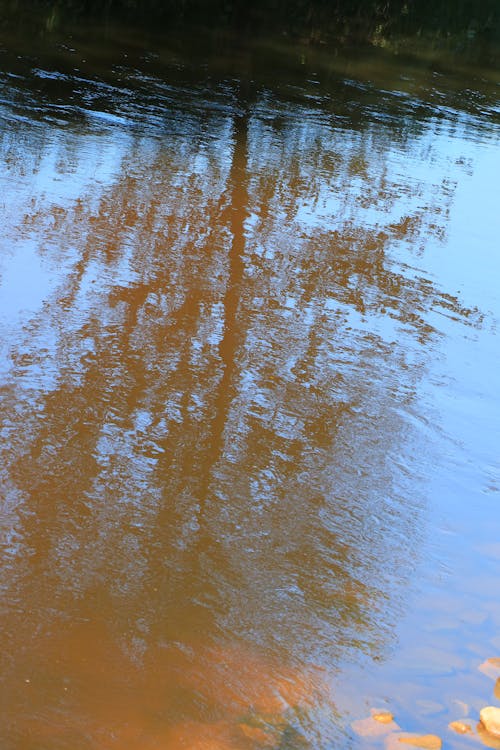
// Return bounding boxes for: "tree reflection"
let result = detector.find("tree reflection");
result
[0,74,482,748]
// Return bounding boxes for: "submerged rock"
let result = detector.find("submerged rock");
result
[480,707,500,737]
[448,720,472,734]
[385,733,442,750]
[478,722,500,750]
[495,678,500,701]
[373,711,395,724]
[479,659,500,681]
[399,735,442,749]
[352,713,399,737]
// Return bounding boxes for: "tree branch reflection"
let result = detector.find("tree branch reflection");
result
[0,80,483,748]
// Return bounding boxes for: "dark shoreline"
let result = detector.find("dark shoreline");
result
[1,0,499,42]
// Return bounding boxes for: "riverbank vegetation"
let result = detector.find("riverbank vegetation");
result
[1,0,499,43]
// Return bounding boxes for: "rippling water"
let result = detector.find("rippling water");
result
[0,15,499,750]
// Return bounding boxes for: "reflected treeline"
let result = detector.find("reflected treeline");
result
[2,0,499,39]
[0,75,484,748]
[1,3,499,141]
[1,0,500,90]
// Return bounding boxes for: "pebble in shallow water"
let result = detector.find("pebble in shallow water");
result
[398,734,442,749]
[448,720,472,734]
[351,713,399,738]
[385,733,442,750]
[494,679,500,701]
[479,658,500,681]
[373,711,395,724]
[478,724,500,750]
[480,707,500,738]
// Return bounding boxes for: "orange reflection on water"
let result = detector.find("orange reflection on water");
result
[0,29,488,749]
[6,620,321,749]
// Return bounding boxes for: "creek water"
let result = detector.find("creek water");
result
[0,13,499,750]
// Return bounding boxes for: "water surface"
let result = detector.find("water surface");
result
[0,15,499,750]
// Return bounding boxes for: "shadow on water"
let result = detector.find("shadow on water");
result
[0,11,495,750]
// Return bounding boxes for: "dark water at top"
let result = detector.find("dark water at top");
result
[0,11,499,750]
